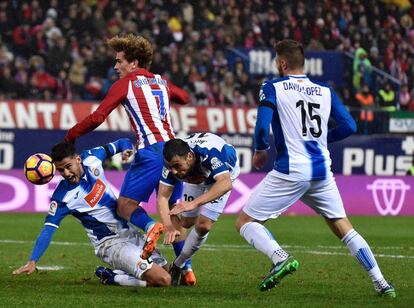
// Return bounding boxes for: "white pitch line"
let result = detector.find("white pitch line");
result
[37,266,65,271]
[2,240,413,259]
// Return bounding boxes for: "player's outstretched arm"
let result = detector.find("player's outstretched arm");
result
[12,225,57,275]
[170,172,232,215]
[157,182,180,244]
[169,82,190,105]
[64,81,127,143]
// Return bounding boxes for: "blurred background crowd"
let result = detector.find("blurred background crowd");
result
[0,0,414,113]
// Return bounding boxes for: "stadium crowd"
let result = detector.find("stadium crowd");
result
[0,0,413,111]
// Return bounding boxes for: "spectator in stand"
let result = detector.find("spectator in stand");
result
[353,48,372,92]
[55,69,72,101]
[0,65,17,98]
[68,57,87,100]
[377,82,397,112]
[1,0,414,111]
[220,72,238,106]
[30,63,57,99]
[355,84,375,132]
[399,83,412,111]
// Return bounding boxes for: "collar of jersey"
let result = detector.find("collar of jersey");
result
[287,74,307,78]
[126,68,153,78]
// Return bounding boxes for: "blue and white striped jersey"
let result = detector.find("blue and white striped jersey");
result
[161,132,239,186]
[44,139,132,250]
[255,75,356,181]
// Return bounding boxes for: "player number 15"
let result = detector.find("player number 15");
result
[296,100,322,138]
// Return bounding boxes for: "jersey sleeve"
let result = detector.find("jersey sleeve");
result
[29,225,57,262]
[84,138,134,162]
[255,81,276,151]
[328,89,357,143]
[44,199,70,228]
[259,81,277,106]
[202,150,229,178]
[168,81,190,105]
[65,80,128,143]
[160,166,178,186]
[29,199,69,262]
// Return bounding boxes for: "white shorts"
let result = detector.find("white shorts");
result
[243,170,346,221]
[96,227,167,279]
[180,183,232,221]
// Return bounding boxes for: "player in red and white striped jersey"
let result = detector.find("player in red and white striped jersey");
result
[64,36,189,277]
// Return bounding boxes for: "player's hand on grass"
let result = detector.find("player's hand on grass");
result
[121,149,135,163]
[253,150,268,170]
[163,224,180,245]
[12,260,37,275]
[169,201,197,216]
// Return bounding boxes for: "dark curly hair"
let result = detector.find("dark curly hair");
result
[51,142,77,162]
[107,34,153,69]
[163,139,191,162]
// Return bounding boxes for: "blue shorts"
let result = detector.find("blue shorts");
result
[120,142,182,204]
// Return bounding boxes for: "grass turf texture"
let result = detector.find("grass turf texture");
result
[1,213,412,307]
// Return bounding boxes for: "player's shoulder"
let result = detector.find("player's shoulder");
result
[307,78,331,90]
[51,180,70,202]
[80,149,103,167]
[263,76,290,86]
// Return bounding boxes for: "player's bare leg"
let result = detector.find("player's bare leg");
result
[325,217,396,298]
[116,196,140,221]
[116,196,163,259]
[142,263,171,287]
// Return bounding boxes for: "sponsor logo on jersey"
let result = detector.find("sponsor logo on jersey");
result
[211,157,223,170]
[48,201,58,216]
[84,179,106,208]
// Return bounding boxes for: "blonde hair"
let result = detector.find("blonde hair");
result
[107,34,153,69]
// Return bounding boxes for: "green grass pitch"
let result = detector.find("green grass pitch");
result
[1,213,412,307]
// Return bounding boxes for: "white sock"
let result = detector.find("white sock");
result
[240,222,288,265]
[114,274,147,287]
[342,229,387,285]
[174,228,208,268]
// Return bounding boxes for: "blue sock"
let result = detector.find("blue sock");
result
[130,207,154,233]
[173,240,192,269]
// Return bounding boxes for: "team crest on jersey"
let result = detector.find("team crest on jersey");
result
[210,157,223,170]
[84,179,106,207]
[48,201,58,216]
[93,168,100,176]
[137,260,148,270]
[162,166,169,178]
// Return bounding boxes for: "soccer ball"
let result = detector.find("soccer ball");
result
[24,153,56,185]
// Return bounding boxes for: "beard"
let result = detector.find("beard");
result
[277,64,284,77]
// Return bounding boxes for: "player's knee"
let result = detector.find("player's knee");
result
[116,197,138,220]
[157,272,171,286]
[195,222,212,235]
[235,219,243,233]
[181,217,195,229]
[235,212,252,233]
